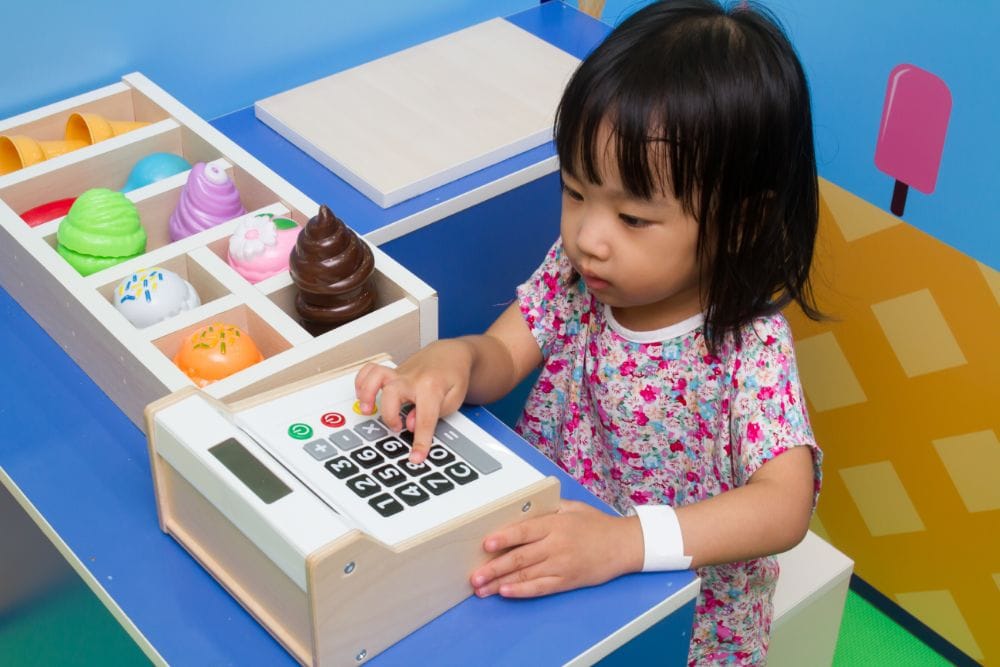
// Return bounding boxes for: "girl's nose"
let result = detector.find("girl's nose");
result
[574,213,611,261]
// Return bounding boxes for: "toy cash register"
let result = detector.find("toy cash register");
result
[145,357,560,666]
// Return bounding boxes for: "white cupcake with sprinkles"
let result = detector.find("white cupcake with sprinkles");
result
[114,267,201,328]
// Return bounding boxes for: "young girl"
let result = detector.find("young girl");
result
[356,1,823,663]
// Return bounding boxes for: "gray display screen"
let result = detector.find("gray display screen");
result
[209,438,292,504]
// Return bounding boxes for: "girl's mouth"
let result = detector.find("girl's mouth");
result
[582,273,609,291]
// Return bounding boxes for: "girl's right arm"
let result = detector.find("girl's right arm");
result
[354,302,541,463]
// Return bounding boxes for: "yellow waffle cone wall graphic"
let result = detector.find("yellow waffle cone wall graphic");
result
[786,178,999,664]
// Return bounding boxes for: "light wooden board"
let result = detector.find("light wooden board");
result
[255,18,580,208]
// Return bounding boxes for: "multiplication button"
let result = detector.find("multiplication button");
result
[368,493,404,517]
[325,457,359,479]
[304,439,337,461]
[374,437,408,459]
[419,472,454,496]
[443,462,478,485]
[355,420,388,441]
[395,482,430,507]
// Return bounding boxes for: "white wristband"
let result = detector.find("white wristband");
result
[628,504,692,572]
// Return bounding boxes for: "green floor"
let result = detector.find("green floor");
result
[0,581,955,666]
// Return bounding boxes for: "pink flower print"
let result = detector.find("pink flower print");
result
[542,271,559,298]
[765,335,777,346]
[589,340,599,357]
[716,623,734,642]
[619,358,638,376]
[580,458,599,485]
[580,310,590,325]
[747,422,762,443]
[672,378,687,393]
[666,486,676,501]
[538,378,554,394]
[546,359,568,374]
[669,441,684,452]
[610,467,623,480]
[757,386,775,400]
[703,353,721,365]
[640,384,659,402]
[630,489,653,504]
[686,471,700,483]
[633,409,649,426]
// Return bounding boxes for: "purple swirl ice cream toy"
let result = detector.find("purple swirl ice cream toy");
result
[168,162,246,241]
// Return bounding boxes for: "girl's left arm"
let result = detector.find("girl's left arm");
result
[469,445,815,598]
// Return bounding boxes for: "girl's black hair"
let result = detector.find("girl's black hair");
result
[555,0,822,351]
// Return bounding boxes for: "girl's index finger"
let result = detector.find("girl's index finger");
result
[407,401,439,464]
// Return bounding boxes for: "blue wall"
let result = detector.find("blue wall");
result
[0,1,533,121]
[601,0,998,269]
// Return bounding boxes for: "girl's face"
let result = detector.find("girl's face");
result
[560,136,705,332]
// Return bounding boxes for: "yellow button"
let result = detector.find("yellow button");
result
[352,400,377,416]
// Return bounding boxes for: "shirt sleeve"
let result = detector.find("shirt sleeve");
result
[729,315,823,505]
[515,239,584,359]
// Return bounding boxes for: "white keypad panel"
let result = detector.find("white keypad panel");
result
[234,365,544,546]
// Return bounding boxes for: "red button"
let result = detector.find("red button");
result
[321,412,346,428]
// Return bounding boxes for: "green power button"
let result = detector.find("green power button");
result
[287,423,314,440]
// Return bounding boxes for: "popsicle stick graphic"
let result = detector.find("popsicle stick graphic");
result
[874,64,952,217]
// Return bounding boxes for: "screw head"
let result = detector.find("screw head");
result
[521,501,532,512]
[355,649,367,661]
[344,561,356,575]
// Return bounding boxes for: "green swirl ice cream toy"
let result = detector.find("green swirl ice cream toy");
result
[57,188,147,276]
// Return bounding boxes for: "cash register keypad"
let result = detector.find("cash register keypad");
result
[298,406,495,519]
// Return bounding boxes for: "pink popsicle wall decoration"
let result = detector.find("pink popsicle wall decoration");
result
[874,63,952,217]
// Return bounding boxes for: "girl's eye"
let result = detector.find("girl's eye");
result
[561,181,584,201]
[619,214,647,228]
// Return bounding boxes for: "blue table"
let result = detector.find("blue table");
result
[0,4,699,665]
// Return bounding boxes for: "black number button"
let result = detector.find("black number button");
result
[427,445,455,466]
[325,457,359,480]
[374,437,409,459]
[346,474,381,498]
[419,472,455,496]
[443,462,478,485]
[398,460,431,477]
[350,447,385,469]
[368,493,404,517]
[372,464,406,487]
[394,482,431,507]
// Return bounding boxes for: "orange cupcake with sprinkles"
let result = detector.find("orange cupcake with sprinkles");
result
[173,323,263,387]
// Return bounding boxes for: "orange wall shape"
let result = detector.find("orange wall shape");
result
[785,178,1000,664]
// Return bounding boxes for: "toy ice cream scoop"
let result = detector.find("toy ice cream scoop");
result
[113,267,201,328]
[227,213,301,283]
[289,204,376,335]
[56,188,147,276]
[173,323,263,387]
[874,64,952,216]
[123,152,192,192]
[168,162,245,241]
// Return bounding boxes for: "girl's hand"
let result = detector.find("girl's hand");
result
[354,340,475,463]
[469,500,644,598]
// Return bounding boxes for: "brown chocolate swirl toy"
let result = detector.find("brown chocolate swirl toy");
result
[289,205,377,335]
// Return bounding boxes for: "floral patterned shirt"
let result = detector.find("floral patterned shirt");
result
[513,241,822,666]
